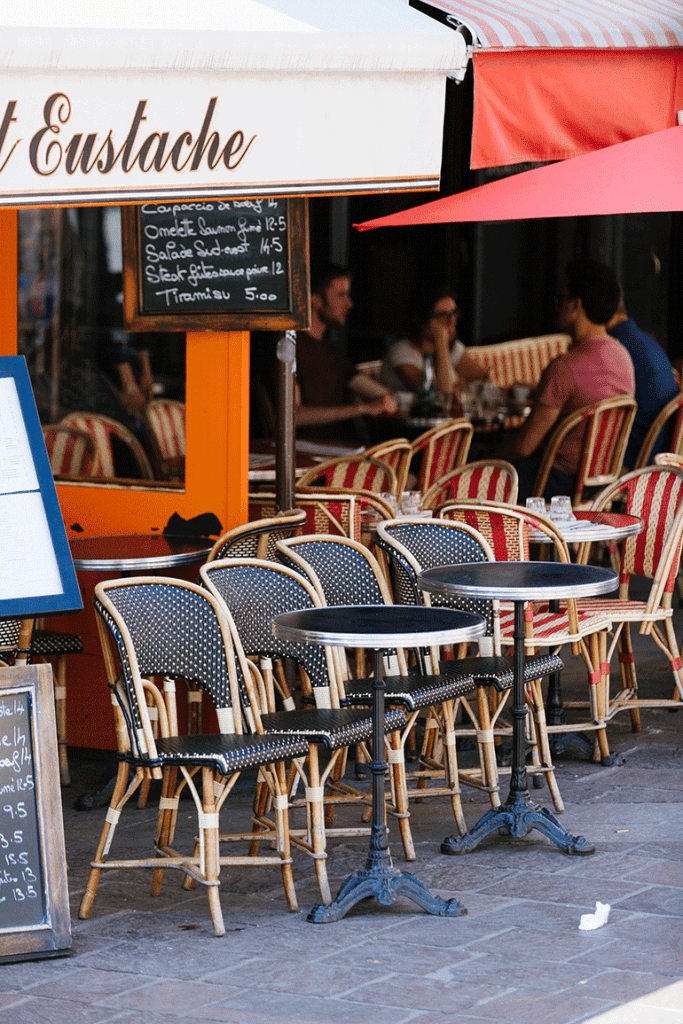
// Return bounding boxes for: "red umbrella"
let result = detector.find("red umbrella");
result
[354,125,683,230]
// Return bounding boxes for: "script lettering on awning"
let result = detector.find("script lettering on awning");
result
[0,95,256,179]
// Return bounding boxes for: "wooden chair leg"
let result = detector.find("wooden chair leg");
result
[53,655,70,787]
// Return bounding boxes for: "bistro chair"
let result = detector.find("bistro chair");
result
[633,392,683,470]
[409,419,473,494]
[296,453,397,495]
[438,499,615,762]
[0,616,83,787]
[80,577,310,937]
[60,412,155,480]
[531,395,637,509]
[199,557,406,904]
[423,459,519,510]
[363,438,412,496]
[144,398,186,480]
[207,508,307,565]
[574,464,683,730]
[42,424,98,478]
[374,517,564,810]
[249,491,390,545]
[276,534,479,857]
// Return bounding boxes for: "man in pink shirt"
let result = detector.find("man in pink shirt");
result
[498,258,635,502]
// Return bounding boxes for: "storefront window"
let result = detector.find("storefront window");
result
[18,207,185,484]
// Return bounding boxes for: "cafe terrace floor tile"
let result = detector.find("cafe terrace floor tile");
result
[560,968,679,1003]
[192,989,434,1024]
[95,978,242,1015]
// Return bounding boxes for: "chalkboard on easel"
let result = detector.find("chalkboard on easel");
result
[122,196,309,331]
[0,664,70,961]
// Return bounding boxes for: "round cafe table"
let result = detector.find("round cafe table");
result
[273,604,485,923]
[69,533,213,573]
[419,561,618,857]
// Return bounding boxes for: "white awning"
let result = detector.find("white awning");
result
[0,0,469,205]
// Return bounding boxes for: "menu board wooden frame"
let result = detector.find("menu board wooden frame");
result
[0,356,81,620]
[0,664,71,961]
[122,197,310,331]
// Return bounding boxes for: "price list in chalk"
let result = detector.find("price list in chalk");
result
[139,198,290,313]
[0,691,45,930]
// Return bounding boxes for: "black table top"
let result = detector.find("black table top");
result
[69,534,213,572]
[419,561,618,602]
[273,604,485,650]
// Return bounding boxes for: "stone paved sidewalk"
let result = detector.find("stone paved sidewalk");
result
[1,620,681,1024]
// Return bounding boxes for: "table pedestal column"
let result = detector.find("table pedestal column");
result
[441,602,595,857]
[308,650,467,923]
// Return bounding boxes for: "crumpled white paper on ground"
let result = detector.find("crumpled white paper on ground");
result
[579,901,611,930]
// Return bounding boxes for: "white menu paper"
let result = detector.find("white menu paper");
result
[0,377,63,599]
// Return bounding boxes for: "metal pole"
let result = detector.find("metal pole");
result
[275,331,296,512]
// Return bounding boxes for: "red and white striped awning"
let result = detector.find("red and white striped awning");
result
[416,0,683,50]
[413,0,683,168]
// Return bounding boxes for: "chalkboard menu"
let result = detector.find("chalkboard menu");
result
[0,665,70,961]
[122,197,309,331]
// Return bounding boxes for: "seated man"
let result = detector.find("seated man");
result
[497,258,635,503]
[295,264,396,441]
[607,296,679,468]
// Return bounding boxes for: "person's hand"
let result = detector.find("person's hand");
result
[366,393,397,417]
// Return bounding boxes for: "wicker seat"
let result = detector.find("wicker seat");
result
[207,509,307,564]
[42,425,98,478]
[144,399,186,479]
[531,395,637,509]
[574,465,683,729]
[0,617,83,786]
[438,500,615,762]
[199,558,406,903]
[423,459,519,510]
[275,534,479,858]
[633,392,683,470]
[374,518,564,810]
[60,412,154,480]
[296,454,397,494]
[409,419,473,493]
[79,577,310,937]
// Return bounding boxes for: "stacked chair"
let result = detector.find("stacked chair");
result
[199,558,407,904]
[79,577,311,936]
[374,518,564,810]
[275,534,482,858]
[574,464,683,728]
[437,500,616,762]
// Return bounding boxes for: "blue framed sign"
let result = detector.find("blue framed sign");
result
[0,357,81,619]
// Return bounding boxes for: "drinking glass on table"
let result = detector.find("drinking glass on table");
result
[380,492,399,515]
[401,491,423,515]
[525,497,547,516]
[549,495,575,523]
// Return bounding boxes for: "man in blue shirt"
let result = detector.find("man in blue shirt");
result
[607,297,679,468]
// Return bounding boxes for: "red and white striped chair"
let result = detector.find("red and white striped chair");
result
[42,425,97,478]
[633,392,683,470]
[363,438,412,496]
[531,395,637,509]
[59,412,154,480]
[424,459,518,510]
[296,454,397,495]
[409,419,473,494]
[145,399,186,480]
[574,464,683,731]
[438,499,615,762]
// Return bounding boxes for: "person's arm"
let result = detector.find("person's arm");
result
[496,401,561,460]
[454,349,488,382]
[137,349,154,402]
[115,360,147,416]
[348,372,392,401]
[295,383,396,426]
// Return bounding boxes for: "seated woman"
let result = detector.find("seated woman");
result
[380,287,487,403]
